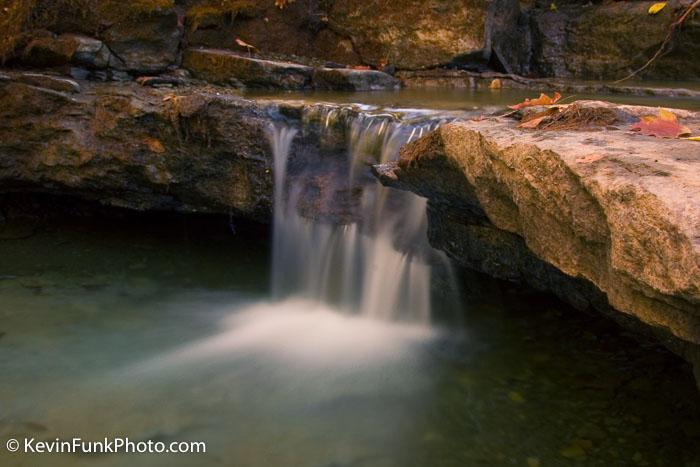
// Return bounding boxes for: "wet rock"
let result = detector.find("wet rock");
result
[374,101,700,385]
[183,48,312,89]
[23,0,182,73]
[0,72,278,221]
[22,34,123,70]
[100,5,181,73]
[312,67,399,91]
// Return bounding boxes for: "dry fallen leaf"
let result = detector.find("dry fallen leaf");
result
[489,79,502,90]
[351,65,371,70]
[518,115,549,129]
[235,38,257,51]
[648,2,667,15]
[509,92,562,110]
[516,106,561,129]
[630,108,692,138]
[686,136,700,141]
[144,137,166,154]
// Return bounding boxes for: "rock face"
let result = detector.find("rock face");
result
[374,102,700,374]
[184,0,491,71]
[531,2,700,80]
[3,0,699,80]
[22,34,123,70]
[0,72,275,220]
[6,0,182,73]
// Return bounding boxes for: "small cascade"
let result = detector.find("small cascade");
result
[267,104,456,323]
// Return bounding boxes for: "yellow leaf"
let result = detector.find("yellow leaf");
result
[550,2,557,11]
[144,137,166,154]
[686,136,700,141]
[489,78,502,90]
[648,2,667,15]
[658,108,678,122]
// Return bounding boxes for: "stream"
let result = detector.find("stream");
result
[1,89,699,466]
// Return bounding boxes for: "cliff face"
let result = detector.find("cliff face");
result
[1,0,698,81]
[373,103,700,379]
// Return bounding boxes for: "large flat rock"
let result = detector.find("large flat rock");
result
[183,48,399,90]
[183,48,313,89]
[374,102,700,372]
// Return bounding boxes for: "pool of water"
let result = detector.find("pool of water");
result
[1,213,699,467]
[246,87,700,112]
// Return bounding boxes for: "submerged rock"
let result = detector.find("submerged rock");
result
[374,101,700,381]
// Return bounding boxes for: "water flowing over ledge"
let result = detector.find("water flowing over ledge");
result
[266,105,460,323]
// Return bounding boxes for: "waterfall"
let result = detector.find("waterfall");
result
[267,105,453,324]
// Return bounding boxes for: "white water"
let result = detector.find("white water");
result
[267,106,454,323]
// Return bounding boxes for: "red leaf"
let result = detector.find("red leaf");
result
[630,108,691,138]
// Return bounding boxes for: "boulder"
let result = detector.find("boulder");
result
[374,101,700,377]
[22,34,122,69]
[21,0,182,73]
[183,48,313,89]
[0,72,276,220]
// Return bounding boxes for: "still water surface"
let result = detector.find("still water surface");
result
[0,215,698,467]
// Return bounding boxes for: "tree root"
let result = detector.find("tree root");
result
[615,0,700,83]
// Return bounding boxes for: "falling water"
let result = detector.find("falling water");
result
[267,105,454,323]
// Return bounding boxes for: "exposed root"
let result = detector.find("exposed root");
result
[615,0,700,83]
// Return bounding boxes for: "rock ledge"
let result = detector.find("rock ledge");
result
[374,102,700,372]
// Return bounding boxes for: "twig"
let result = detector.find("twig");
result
[615,0,700,84]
